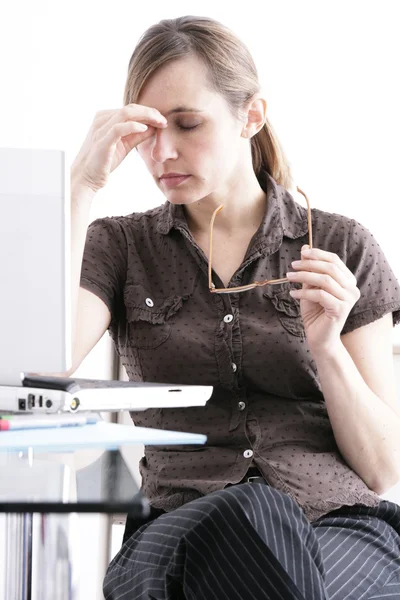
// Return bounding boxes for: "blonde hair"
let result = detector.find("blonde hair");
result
[123,15,293,191]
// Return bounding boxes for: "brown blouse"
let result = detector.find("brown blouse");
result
[80,172,400,522]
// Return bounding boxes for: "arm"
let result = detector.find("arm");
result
[68,174,112,374]
[33,174,111,377]
[70,174,97,348]
[311,314,400,495]
[34,105,163,377]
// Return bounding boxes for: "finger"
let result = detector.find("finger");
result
[119,123,158,153]
[98,121,154,153]
[289,287,343,312]
[94,104,166,124]
[288,270,349,300]
[300,248,353,278]
[91,110,125,132]
[96,104,167,136]
[300,249,357,283]
[294,258,353,281]
[301,247,345,268]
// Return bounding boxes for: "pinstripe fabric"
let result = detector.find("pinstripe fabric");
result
[103,484,400,599]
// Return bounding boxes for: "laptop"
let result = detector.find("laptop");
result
[0,147,213,414]
[0,375,213,414]
[0,147,71,387]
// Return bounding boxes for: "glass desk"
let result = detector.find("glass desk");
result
[0,447,151,600]
[0,411,207,599]
[0,448,149,514]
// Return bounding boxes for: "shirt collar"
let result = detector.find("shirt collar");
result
[156,172,309,250]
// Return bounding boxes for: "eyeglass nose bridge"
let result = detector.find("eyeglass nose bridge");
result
[208,185,313,294]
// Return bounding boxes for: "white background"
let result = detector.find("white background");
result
[1,1,400,598]
[2,0,399,342]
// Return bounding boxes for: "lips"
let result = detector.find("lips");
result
[159,174,191,189]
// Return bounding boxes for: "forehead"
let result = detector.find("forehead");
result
[138,55,218,111]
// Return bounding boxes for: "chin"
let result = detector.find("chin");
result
[158,176,209,205]
[166,195,202,206]
[162,186,207,206]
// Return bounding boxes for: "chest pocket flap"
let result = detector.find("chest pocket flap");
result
[263,282,306,338]
[124,283,193,349]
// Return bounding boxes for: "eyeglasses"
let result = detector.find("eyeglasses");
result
[208,186,313,294]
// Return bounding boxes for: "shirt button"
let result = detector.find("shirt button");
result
[145,298,154,307]
[232,362,237,372]
[238,401,245,411]
[243,449,253,458]
[223,314,233,323]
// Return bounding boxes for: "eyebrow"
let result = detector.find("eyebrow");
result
[165,107,204,116]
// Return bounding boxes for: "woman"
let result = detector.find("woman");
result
[72,16,400,599]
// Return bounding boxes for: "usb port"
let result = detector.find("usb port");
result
[28,394,35,409]
[39,396,43,408]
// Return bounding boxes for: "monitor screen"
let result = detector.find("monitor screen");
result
[0,147,71,385]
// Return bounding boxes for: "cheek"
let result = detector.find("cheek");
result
[194,130,228,163]
[188,139,209,165]
[203,136,236,174]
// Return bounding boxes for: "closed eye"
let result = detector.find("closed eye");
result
[176,124,199,131]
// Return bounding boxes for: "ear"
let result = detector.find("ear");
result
[240,94,267,139]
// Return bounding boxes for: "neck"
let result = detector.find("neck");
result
[183,174,268,238]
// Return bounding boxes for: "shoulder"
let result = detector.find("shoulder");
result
[110,203,165,226]
[309,206,381,255]
[309,207,395,289]
[307,206,400,331]
[311,205,352,231]
[309,206,354,257]
[87,203,166,246]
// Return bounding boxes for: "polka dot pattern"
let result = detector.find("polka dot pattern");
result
[80,172,400,521]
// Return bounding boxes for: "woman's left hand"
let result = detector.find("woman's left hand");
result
[286,244,360,351]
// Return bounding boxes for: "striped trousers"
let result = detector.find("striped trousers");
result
[103,483,400,599]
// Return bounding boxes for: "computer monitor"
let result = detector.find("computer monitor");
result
[0,147,71,386]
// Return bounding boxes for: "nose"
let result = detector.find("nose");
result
[150,128,178,163]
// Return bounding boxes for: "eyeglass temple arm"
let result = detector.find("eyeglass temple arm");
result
[296,186,312,249]
[208,186,312,289]
[208,204,224,289]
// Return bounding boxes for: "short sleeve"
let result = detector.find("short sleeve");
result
[80,217,127,330]
[341,217,400,335]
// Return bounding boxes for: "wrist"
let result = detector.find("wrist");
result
[70,173,98,202]
[309,339,344,361]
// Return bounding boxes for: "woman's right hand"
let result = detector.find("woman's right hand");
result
[71,104,168,193]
